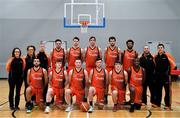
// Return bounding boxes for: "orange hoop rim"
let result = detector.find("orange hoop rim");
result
[80,21,89,27]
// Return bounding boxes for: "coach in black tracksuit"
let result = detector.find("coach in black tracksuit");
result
[140,45,155,105]
[36,42,49,101]
[154,44,171,109]
[24,45,36,101]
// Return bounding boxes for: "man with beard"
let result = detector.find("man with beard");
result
[50,39,66,70]
[84,36,102,75]
[104,36,121,73]
[127,58,145,112]
[66,37,83,73]
[26,58,48,113]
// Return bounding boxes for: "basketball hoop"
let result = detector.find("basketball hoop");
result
[80,21,89,33]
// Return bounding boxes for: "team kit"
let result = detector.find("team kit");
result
[6,36,175,114]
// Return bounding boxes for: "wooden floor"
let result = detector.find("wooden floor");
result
[0,79,180,118]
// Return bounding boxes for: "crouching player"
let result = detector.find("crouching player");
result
[26,58,48,113]
[109,61,128,112]
[65,58,89,112]
[44,59,68,113]
[88,58,108,113]
[128,58,145,112]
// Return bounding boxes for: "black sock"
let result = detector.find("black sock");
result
[84,98,87,102]
[89,101,93,106]
[46,102,51,106]
[114,103,118,106]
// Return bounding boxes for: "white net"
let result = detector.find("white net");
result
[80,21,89,33]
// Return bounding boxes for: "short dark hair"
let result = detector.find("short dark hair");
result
[12,47,21,57]
[126,39,134,45]
[56,59,63,63]
[114,60,122,65]
[96,57,102,62]
[157,43,165,48]
[33,57,40,61]
[89,36,96,41]
[27,45,36,51]
[55,39,62,43]
[73,37,80,41]
[109,36,116,42]
[75,57,82,62]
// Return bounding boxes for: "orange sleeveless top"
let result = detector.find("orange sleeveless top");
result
[85,46,99,67]
[51,69,65,88]
[123,50,136,71]
[111,69,125,90]
[105,47,119,67]
[91,68,105,89]
[68,47,81,67]
[130,67,143,86]
[51,48,65,69]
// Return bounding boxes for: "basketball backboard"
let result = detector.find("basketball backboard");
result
[64,0,105,30]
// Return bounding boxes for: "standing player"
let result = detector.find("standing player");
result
[139,45,156,107]
[122,39,138,71]
[127,58,145,112]
[109,61,128,112]
[104,36,121,73]
[65,58,88,112]
[88,58,108,113]
[44,59,68,113]
[154,43,172,110]
[66,37,83,73]
[50,39,66,70]
[84,36,102,74]
[26,58,48,113]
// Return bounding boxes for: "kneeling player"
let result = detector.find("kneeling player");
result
[109,61,128,112]
[44,59,68,113]
[128,58,145,112]
[26,58,48,113]
[65,58,88,112]
[88,58,108,113]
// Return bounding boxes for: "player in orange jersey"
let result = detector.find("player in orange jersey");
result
[88,58,108,113]
[26,58,48,113]
[104,36,121,73]
[84,36,102,74]
[127,58,145,112]
[65,58,88,112]
[50,39,66,70]
[44,59,68,113]
[66,37,83,73]
[109,61,128,112]
[122,39,138,71]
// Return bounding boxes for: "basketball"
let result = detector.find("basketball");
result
[80,102,90,112]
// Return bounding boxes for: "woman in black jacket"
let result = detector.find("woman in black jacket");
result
[6,48,25,110]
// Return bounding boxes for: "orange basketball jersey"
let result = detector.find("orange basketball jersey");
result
[51,69,65,89]
[123,50,137,71]
[51,48,65,69]
[85,46,99,67]
[70,68,85,90]
[68,47,81,70]
[91,68,106,89]
[111,69,125,90]
[130,67,143,86]
[105,47,119,68]
[29,67,44,89]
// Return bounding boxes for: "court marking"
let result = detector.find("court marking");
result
[67,111,71,118]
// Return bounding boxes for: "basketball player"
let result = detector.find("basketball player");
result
[50,39,66,70]
[127,58,145,112]
[139,45,156,107]
[66,37,83,73]
[26,58,48,113]
[65,58,88,112]
[88,58,108,113]
[44,59,68,113]
[84,36,102,74]
[104,36,121,73]
[122,39,138,71]
[154,43,172,110]
[109,61,128,112]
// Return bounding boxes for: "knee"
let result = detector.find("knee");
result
[65,89,71,95]
[112,90,118,96]
[89,87,94,94]
[130,86,135,93]
[26,87,32,94]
